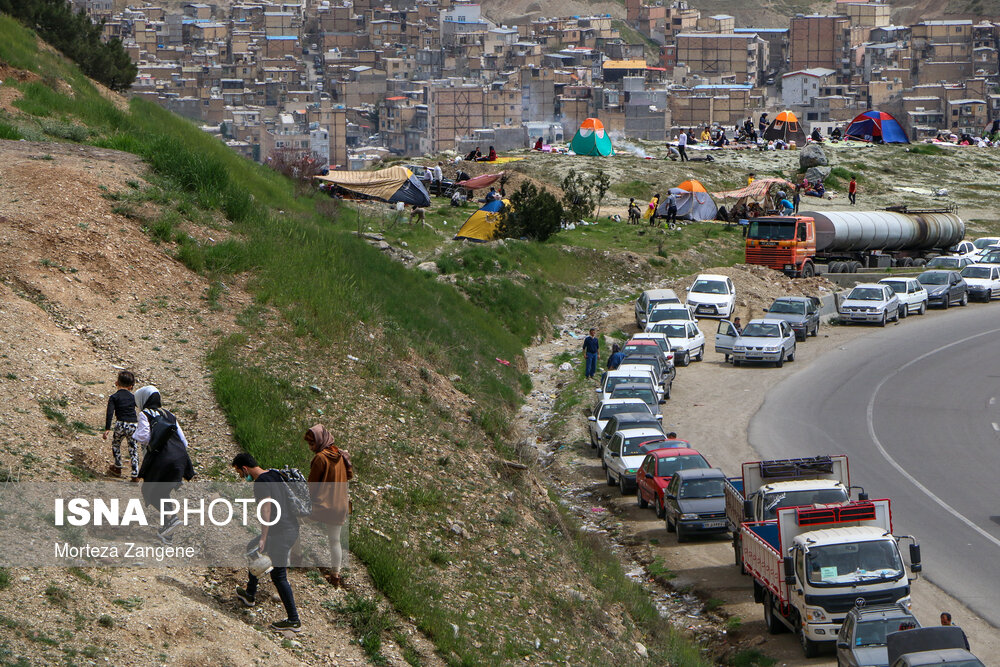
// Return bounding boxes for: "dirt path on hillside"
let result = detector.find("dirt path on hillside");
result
[517,276,1000,665]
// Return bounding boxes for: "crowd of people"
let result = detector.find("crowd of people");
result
[102,371,353,632]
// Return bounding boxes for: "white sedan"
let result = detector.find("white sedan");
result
[715,318,796,367]
[685,273,736,319]
[878,277,928,316]
[645,304,695,331]
[960,264,1000,301]
[838,283,901,326]
[588,398,655,448]
[648,320,705,367]
[603,427,666,493]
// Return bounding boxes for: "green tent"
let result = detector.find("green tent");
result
[569,118,614,156]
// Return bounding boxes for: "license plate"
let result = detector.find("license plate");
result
[760,241,778,247]
[852,314,867,320]
[697,306,712,313]
[702,520,726,528]
[746,354,762,359]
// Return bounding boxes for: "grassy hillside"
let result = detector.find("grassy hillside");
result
[0,12,716,666]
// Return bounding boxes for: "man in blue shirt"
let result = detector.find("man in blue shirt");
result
[582,328,599,379]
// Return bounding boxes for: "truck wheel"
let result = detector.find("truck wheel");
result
[637,487,648,509]
[850,261,862,273]
[733,535,745,570]
[914,258,926,267]
[802,262,815,278]
[606,469,616,487]
[775,351,784,368]
[799,623,821,658]
[830,261,843,273]
[763,594,786,634]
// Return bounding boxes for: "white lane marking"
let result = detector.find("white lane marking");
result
[867,326,1000,550]
[994,423,1000,432]
[990,397,997,405]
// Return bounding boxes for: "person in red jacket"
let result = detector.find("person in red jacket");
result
[305,424,353,588]
[848,176,857,205]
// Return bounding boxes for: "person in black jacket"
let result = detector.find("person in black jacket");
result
[134,386,195,543]
[103,370,138,480]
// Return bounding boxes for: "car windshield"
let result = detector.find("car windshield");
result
[962,266,992,279]
[599,403,650,420]
[656,454,709,477]
[652,324,688,338]
[847,287,885,301]
[918,272,949,285]
[853,619,917,647]
[648,297,679,310]
[605,376,650,392]
[974,238,999,249]
[928,257,959,268]
[762,488,850,519]
[649,308,691,322]
[622,344,655,355]
[805,540,903,585]
[748,220,795,241]
[679,478,725,498]
[881,281,907,294]
[742,323,781,338]
[691,280,728,295]
[623,435,662,455]
[982,251,1000,264]
[610,387,656,403]
[768,300,805,314]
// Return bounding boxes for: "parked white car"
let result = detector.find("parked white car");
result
[948,240,979,261]
[648,321,705,367]
[635,289,682,328]
[685,274,736,319]
[972,236,1000,259]
[604,427,666,493]
[596,369,662,403]
[960,264,1000,301]
[878,277,928,316]
[715,318,797,367]
[588,398,655,448]
[645,304,695,330]
[838,283,901,326]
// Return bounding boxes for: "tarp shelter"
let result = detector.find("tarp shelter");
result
[570,118,614,156]
[655,180,718,220]
[454,199,508,242]
[456,172,503,190]
[844,110,909,144]
[713,178,794,201]
[762,110,807,144]
[315,166,430,206]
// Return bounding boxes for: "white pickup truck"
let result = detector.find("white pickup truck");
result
[743,499,922,658]
[725,456,864,571]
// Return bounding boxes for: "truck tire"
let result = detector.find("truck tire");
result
[733,535,744,570]
[830,261,843,273]
[799,622,821,658]
[637,487,648,509]
[801,261,815,278]
[851,261,863,273]
[763,593,787,635]
[914,258,926,267]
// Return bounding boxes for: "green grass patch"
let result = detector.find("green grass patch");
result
[0,568,10,590]
[730,648,775,667]
[610,180,651,200]
[327,593,395,666]
[907,144,946,156]
[0,121,23,140]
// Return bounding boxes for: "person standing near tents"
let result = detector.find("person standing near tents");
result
[848,176,857,205]
[677,130,689,162]
[583,328,599,379]
[793,185,802,214]
[628,198,641,224]
[432,162,444,196]
[758,113,768,135]
[647,193,661,226]
[663,191,678,227]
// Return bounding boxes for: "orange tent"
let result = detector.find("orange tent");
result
[656,179,717,220]
[762,110,807,144]
[677,180,708,193]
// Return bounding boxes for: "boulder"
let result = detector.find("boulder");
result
[805,165,832,184]
[799,143,828,170]
[417,261,441,273]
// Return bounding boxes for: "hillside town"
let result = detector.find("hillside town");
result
[75,0,1000,166]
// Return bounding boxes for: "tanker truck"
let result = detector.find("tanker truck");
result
[744,206,965,277]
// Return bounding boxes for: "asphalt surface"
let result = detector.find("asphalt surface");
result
[749,301,1000,628]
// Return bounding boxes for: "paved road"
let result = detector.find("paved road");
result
[749,302,1000,627]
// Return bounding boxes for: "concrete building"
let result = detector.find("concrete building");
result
[782,68,838,106]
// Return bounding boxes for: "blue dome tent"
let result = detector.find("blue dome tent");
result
[844,110,909,144]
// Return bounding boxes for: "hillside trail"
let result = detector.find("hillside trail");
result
[0,139,441,666]
[514,267,1000,665]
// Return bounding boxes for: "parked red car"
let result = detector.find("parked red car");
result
[635,447,711,518]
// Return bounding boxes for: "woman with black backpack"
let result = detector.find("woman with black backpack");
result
[133,385,195,543]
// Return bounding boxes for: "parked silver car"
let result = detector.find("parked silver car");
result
[839,283,902,326]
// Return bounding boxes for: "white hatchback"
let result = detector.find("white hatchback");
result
[878,277,928,316]
[960,264,1000,301]
[648,320,705,367]
[645,304,695,331]
[685,274,736,319]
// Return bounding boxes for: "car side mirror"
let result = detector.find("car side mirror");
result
[783,556,795,584]
[595,388,601,393]
[744,499,753,518]
[655,414,663,420]
[909,543,921,567]
[588,416,596,422]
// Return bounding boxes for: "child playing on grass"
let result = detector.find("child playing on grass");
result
[104,370,139,481]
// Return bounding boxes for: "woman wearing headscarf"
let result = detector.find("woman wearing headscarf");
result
[305,424,353,588]
[133,386,195,543]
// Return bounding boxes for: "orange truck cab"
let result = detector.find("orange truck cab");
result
[744,216,817,278]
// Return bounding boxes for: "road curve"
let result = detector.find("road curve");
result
[749,302,1000,628]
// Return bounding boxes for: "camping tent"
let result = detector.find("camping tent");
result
[454,199,507,242]
[569,118,614,156]
[655,180,718,220]
[314,166,430,206]
[762,110,807,144]
[844,110,909,144]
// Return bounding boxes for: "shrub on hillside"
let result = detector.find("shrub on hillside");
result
[561,169,595,221]
[497,182,562,242]
[1,0,137,91]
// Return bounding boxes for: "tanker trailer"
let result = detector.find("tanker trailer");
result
[744,206,964,277]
